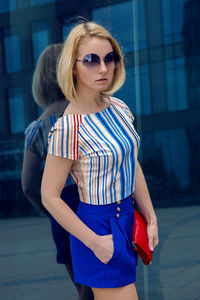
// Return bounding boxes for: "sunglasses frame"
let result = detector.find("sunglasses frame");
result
[76,51,121,68]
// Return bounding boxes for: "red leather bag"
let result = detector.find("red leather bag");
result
[132,209,153,265]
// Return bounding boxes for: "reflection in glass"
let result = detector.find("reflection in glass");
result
[165,58,187,111]
[8,88,25,134]
[137,0,147,49]
[30,0,61,6]
[3,27,21,73]
[154,128,190,188]
[151,61,166,114]
[93,1,134,52]
[140,65,152,115]
[162,0,173,45]
[165,60,177,111]
[32,20,49,66]
[162,0,186,44]
[0,0,16,14]
[175,58,187,110]
[62,20,75,41]
[143,126,190,201]
[115,67,136,112]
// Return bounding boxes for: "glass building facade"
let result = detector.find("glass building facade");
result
[0,1,199,299]
[0,0,199,217]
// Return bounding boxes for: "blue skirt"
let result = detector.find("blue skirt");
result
[70,195,137,288]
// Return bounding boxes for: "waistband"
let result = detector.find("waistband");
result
[78,195,133,216]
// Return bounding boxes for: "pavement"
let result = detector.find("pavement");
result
[0,205,200,300]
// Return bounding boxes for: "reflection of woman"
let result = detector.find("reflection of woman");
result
[21,44,94,300]
[42,22,159,300]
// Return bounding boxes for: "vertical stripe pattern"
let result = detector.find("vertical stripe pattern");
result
[48,97,140,205]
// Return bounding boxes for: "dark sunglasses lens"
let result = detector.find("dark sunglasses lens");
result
[104,52,120,65]
[82,54,100,67]
[104,52,115,64]
[113,52,121,63]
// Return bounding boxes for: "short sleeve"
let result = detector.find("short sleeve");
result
[24,121,37,151]
[24,120,46,160]
[123,103,135,123]
[48,115,80,161]
[110,97,135,123]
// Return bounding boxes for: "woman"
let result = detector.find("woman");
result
[21,44,94,300]
[41,22,159,300]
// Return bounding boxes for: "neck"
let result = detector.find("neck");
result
[66,94,110,115]
[77,91,108,107]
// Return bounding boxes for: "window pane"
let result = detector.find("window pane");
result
[93,1,134,52]
[162,0,187,45]
[162,0,173,45]
[165,58,188,112]
[140,65,152,115]
[137,0,147,49]
[110,2,134,52]
[30,0,61,6]
[165,59,177,111]
[154,128,190,188]
[172,0,185,43]
[0,0,16,14]
[62,20,75,42]
[115,67,136,113]
[3,27,21,73]
[0,31,3,74]
[151,62,166,113]
[92,6,111,32]
[32,20,49,65]
[8,88,25,134]
[175,57,187,110]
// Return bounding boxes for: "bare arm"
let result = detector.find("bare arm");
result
[21,150,49,215]
[133,160,159,251]
[41,154,114,264]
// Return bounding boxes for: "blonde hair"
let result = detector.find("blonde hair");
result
[57,22,125,101]
[32,44,65,108]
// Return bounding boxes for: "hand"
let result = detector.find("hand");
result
[147,222,159,252]
[90,234,114,264]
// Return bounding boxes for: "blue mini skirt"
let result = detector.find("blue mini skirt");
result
[70,195,137,288]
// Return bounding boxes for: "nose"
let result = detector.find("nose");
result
[98,60,107,73]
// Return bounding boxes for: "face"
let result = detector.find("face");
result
[73,37,116,96]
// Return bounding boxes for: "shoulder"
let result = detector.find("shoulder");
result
[48,115,81,160]
[25,116,60,152]
[110,97,135,122]
[48,114,83,147]
[24,120,42,150]
[25,120,39,136]
[49,114,83,135]
[110,96,128,108]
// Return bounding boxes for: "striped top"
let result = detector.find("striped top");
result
[24,114,75,186]
[48,97,140,205]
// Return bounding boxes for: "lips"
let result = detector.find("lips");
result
[96,78,108,82]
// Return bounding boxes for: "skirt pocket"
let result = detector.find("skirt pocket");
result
[70,208,136,287]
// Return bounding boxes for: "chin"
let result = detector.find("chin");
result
[99,85,110,92]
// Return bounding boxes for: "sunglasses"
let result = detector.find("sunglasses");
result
[76,51,121,68]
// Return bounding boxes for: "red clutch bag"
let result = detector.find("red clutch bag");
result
[132,209,153,265]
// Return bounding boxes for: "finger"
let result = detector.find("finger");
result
[105,234,113,238]
[148,236,154,252]
[103,234,113,243]
[153,236,159,248]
